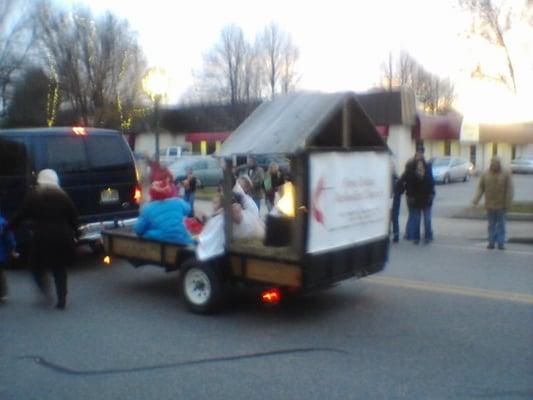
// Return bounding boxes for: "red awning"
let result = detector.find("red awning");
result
[417,113,462,141]
[185,131,231,143]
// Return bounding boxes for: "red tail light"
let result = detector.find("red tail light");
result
[133,185,142,204]
[261,288,282,304]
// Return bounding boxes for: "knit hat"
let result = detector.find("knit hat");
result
[149,180,173,201]
[37,169,60,187]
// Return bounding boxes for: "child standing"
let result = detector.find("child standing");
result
[0,211,17,302]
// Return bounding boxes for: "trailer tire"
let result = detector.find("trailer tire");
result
[180,260,223,314]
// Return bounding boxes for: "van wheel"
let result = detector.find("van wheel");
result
[180,260,223,314]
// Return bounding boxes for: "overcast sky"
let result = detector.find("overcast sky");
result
[62,0,532,123]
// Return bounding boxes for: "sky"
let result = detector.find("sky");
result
[62,0,533,124]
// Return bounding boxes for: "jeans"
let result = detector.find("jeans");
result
[184,192,195,217]
[410,207,433,241]
[487,209,506,246]
[391,194,401,240]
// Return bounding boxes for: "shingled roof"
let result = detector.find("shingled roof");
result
[218,92,388,156]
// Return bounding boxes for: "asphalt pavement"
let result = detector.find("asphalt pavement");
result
[1,173,532,400]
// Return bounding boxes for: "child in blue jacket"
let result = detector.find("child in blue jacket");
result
[0,211,18,302]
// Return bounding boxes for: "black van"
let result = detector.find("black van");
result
[0,127,141,250]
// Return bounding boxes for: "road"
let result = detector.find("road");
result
[1,176,532,400]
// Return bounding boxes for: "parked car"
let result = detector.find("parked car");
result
[0,127,141,255]
[168,156,223,187]
[431,156,473,184]
[253,154,291,175]
[510,156,533,174]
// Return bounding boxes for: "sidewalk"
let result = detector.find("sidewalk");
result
[431,217,532,244]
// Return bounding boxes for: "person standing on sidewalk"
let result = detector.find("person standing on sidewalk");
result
[472,156,514,250]
[404,145,435,244]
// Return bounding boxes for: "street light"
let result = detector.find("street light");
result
[143,67,169,163]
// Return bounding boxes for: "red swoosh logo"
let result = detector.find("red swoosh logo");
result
[312,177,325,225]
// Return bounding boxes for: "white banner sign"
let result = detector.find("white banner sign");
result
[307,152,391,254]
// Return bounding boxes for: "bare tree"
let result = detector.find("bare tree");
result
[242,40,264,102]
[381,52,394,91]
[0,0,35,120]
[32,1,147,128]
[194,24,251,106]
[279,36,300,94]
[380,51,456,114]
[258,22,299,98]
[415,67,456,114]
[189,23,300,105]
[459,0,531,93]
[260,22,283,99]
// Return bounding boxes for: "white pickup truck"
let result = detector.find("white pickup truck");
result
[159,146,190,165]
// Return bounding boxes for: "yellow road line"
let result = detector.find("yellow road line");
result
[365,275,533,305]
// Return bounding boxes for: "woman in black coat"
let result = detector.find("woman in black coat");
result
[404,157,435,244]
[10,169,78,309]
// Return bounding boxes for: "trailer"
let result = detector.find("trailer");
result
[103,92,391,314]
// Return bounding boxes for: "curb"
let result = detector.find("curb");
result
[452,210,533,222]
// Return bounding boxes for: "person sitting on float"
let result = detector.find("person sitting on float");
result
[195,179,265,261]
[134,180,194,245]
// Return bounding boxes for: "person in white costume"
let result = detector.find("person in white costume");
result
[195,179,265,261]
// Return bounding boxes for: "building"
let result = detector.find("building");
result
[358,89,533,173]
[133,102,259,156]
[414,112,533,171]
[133,90,532,171]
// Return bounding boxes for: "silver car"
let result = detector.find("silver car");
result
[168,155,223,187]
[431,156,473,184]
[510,157,533,174]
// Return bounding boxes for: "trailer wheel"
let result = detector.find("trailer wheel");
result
[180,261,222,314]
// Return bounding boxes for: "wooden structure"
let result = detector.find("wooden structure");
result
[103,92,392,314]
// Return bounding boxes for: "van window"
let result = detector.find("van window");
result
[43,136,88,173]
[86,136,131,170]
[0,137,27,176]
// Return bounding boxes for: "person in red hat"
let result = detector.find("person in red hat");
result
[135,180,193,245]
[148,159,177,198]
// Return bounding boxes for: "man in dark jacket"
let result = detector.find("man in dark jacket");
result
[404,145,435,244]
[10,169,78,309]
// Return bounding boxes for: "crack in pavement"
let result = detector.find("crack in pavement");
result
[18,347,348,376]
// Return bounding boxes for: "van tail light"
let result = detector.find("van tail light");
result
[261,288,282,305]
[133,185,142,204]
